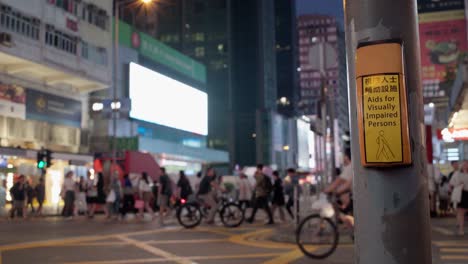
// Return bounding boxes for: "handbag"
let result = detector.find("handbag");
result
[134,199,144,209]
[451,184,463,204]
[106,190,116,203]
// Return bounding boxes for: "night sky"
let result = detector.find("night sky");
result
[296,0,344,27]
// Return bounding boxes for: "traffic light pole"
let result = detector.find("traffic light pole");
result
[343,0,432,263]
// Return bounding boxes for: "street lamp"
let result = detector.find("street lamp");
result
[112,0,153,167]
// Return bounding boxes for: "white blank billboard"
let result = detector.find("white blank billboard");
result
[129,62,208,136]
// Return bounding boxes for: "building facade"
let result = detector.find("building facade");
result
[0,0,113,204]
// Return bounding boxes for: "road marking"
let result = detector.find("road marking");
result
[0,250,2,264]
[116,235,194,264]
[433,241,468,247]
[261,249,304,264]
[65,253,282,264]
[228,229,296,249]
[0,227,179,252]
[440,248,468,253]
[432,226,454,236]
[147,238,227,244]
[441,255,468,260]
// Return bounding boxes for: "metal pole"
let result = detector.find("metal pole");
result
[318,42,329,184]
[344,0,432,263]
[112,0,120,170]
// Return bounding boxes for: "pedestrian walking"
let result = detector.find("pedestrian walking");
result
[238,173,252,211]
[177,171,192,201]
[62,171,76,219]
[271,171,286,222]
[158,168,172,225]
[96,172,107,216]
[246,164,274,225]
[449,160,468,236]
[10,175,26,219]
[86,171,98,218]
[439,174,451,216]
[35,177,45,216]
[284,168,299,219]
[151,179,159,212]
[0,179,6,217]
[121,174,135,219]
[138,172,154,219]
[197,168,218,224]
[106,174,122,219]
[74,176,87,216]
[25,179,36,215]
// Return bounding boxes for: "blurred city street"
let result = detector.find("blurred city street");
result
[0,215,467,264]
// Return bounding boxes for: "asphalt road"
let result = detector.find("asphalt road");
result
[0,215,467,264]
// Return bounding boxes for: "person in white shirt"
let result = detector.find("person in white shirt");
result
[62,171,76,218]
[449,160,468,236]
[138,172,153,219]
[324,150,354,229]
[238,173,252,210]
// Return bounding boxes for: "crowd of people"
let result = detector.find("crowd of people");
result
[0,153,356,227]
[437,160,468,236]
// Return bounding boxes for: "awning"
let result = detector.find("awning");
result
[125,151,162,181]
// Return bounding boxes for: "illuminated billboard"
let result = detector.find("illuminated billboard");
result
[129,62,208,136]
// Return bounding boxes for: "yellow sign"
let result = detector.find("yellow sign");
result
[362,74,403,163]
[356,42,412,167]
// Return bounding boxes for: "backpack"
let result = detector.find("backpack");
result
[263,175,273,194]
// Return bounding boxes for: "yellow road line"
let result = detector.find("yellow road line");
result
[433,241,468,247]
[441,255,468,260]
[65,253,282,264]
[261,249,304,264]
[147,238,227,244]
[440,248,468,253]
[228,229,296,249]
[116,235,193,264]
[0,227,179,252]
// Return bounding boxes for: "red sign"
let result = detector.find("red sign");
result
[66,18,78,32]
[419,10,467,97]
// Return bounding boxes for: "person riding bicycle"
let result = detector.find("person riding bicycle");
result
[197,167,219,224]
[324,149,354,229]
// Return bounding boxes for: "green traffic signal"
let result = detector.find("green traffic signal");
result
[37,160,46,169]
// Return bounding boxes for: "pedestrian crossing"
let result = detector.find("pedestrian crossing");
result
[433,240,468,263]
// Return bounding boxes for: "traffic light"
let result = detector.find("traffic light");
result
[37,150,46,169]
[37,149,52,169]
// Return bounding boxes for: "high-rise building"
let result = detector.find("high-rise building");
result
[298,15,339,115]
[122,0,299,169]
[0,0,112,203]
[275,0,299,118]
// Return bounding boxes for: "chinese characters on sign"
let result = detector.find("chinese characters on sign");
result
[362,74,403,163]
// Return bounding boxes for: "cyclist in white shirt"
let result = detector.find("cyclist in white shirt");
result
[324,150,354,229]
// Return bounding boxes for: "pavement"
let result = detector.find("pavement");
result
[0,214,467,264]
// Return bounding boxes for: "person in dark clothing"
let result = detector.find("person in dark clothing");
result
[198,168,217,224]
[271,171,286,222]
[121,174,135,218]
[96,172,107,216]
[10,175,26,218]
[246,164,274,225]
[35,177,45,216]
[25,180,36,214]
[177,171,193,200]
[159,168,173,225]
[285,168,299,219]
[152,179,159,212]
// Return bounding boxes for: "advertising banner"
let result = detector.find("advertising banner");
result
[0,83,26,119]
[419,8,467,98]
[118,20,207,84]
[26,89,82,128]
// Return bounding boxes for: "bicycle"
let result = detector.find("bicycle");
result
[176,194,244,228]
[295,193,354,259]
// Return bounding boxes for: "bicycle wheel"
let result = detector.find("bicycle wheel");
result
[177,203,202,229]
[220,202,244,228]
[296,214,339,259]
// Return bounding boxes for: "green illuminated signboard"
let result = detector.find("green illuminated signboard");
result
[118,21,206,84]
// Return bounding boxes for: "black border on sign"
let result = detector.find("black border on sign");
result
[357,39,403,49]
[361,73,404,164]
